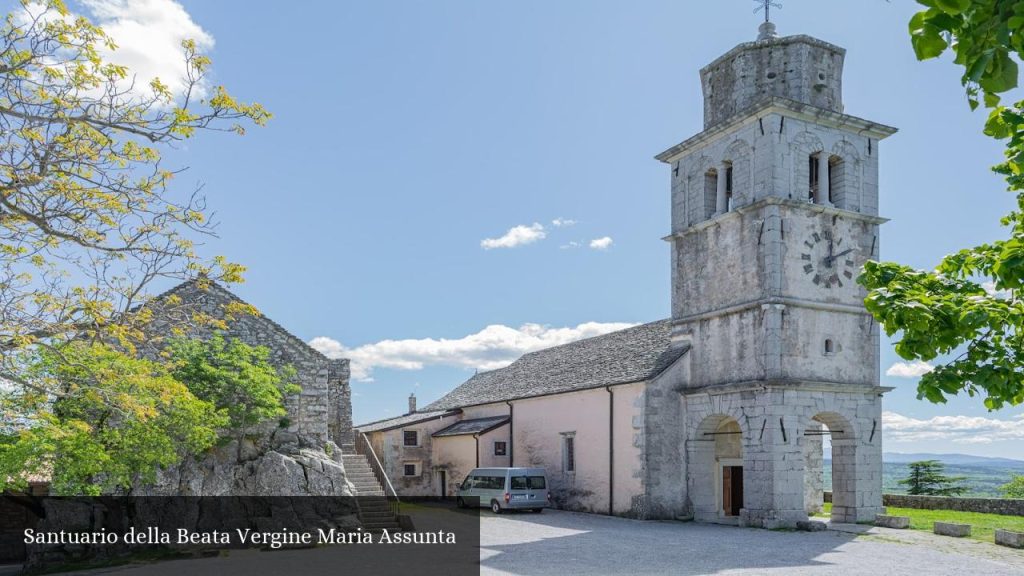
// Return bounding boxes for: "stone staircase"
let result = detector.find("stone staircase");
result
[341,445,402,532]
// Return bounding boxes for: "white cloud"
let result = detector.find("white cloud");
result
[885,360,935,378]
[883,411,1024,445]
[982,281,1012,299]
[310,321,637,381]
[79,0,215,97]
[552,218,577,228]
[481,223,546,250]
[589,237,613,250]
[560,241,581,250]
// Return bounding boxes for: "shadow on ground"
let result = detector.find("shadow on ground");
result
[478,509,1023,576]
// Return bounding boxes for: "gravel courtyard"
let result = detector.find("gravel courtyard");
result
[480,509,1024,576]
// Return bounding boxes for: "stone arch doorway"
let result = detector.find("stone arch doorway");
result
[803,411,857,523]
[689,414,745,522]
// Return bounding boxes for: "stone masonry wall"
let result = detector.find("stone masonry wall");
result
[825,492,1024,517]
[143,280,349,446]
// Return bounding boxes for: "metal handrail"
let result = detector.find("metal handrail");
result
[355,432,400,517]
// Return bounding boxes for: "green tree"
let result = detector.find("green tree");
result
[859,1,1024,409]
[0,342,224,495]
[168,334,300,434]
[899,460,968,496]
[1000,474,1024,498]
[0,0,269,494]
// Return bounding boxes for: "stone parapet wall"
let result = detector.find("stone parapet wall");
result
[824,491,1024,517]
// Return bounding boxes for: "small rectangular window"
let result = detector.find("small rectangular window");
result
[564,436,576,473]
[403,463,417,477]
[403,430,418,447]
[494,441,507,456]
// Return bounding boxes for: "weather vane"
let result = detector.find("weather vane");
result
[754,0,782,23]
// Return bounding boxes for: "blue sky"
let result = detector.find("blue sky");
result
[46,0,1024,458]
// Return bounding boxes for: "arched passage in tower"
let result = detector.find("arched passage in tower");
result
[689,414,745,523]
[802,411,859,524]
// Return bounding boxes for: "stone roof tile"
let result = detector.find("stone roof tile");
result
[422,319,686,411]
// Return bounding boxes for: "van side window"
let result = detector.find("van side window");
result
[511,476,528,490]
[483,476,504,490]
[528,476,546,489]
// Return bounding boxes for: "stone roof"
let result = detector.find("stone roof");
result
[422,319,686,411]
[432,416,510,438]
[356,409,461,433]
[147,278,331,361]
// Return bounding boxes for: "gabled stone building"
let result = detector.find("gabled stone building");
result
[359,21,893,528]
[141,279,359,496]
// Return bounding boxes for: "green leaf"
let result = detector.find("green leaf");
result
[934,0,970,14]
[979,49,1019,94]
[911,24,949,60]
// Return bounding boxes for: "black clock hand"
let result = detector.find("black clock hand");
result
[826,248,854,266]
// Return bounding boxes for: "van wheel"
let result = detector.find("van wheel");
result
[490,500,502,514]
[456,497,466,509]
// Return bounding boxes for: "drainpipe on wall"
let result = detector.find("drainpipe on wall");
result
[474,434,480,468]
[505,401,514,467]
[606,385,614,517]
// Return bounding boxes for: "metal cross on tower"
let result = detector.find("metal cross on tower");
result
[753,0,782,23]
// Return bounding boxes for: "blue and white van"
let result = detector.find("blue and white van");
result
[456,467,549,513]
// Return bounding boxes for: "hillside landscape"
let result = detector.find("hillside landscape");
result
[824,453,1024,497]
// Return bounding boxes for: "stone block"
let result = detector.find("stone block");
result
[995,529,1024,549]
[874,515,909,529]
[934,522,971,538]
[796,520,827,532]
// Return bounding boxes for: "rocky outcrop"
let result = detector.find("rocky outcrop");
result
[142,427,355,497]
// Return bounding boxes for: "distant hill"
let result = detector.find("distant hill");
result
[883,453,1024,468]
[823,453,1024,497]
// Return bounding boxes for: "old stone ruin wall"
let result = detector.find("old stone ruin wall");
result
[138,280,355,497]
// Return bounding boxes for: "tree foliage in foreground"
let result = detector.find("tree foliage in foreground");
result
[860,0,1024,409]
[899,460,968,496]
[0,0,270,494]
[1000,474,1024,498]
[168,334,300,433]
[0,336,297,495]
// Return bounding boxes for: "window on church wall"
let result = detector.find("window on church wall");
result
[808,154,820,203]
[562,434,576,474]
[828,155,845,209]
[704,169,718,219]
[725,163,734,212]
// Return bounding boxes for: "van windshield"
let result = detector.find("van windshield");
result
[510,476,546,490]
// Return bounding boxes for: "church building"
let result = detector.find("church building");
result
[358,20,895,528]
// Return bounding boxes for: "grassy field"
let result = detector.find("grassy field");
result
[816,503,1024,543]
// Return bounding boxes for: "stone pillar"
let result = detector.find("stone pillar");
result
[687,439,718,521]
[817,153,831,206]
[716,163,728,214]
[803,422,824,515]
[327,359,353,447]
[741,407,809,529]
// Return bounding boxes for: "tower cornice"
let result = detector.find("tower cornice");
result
[655,97,898,164]
[661,197,888,241]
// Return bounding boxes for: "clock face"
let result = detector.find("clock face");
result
[800,229,857,289]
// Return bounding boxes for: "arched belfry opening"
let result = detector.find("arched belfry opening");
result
[690,415,745,523]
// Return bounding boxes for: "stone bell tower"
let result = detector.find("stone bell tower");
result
[650,19,897,527]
